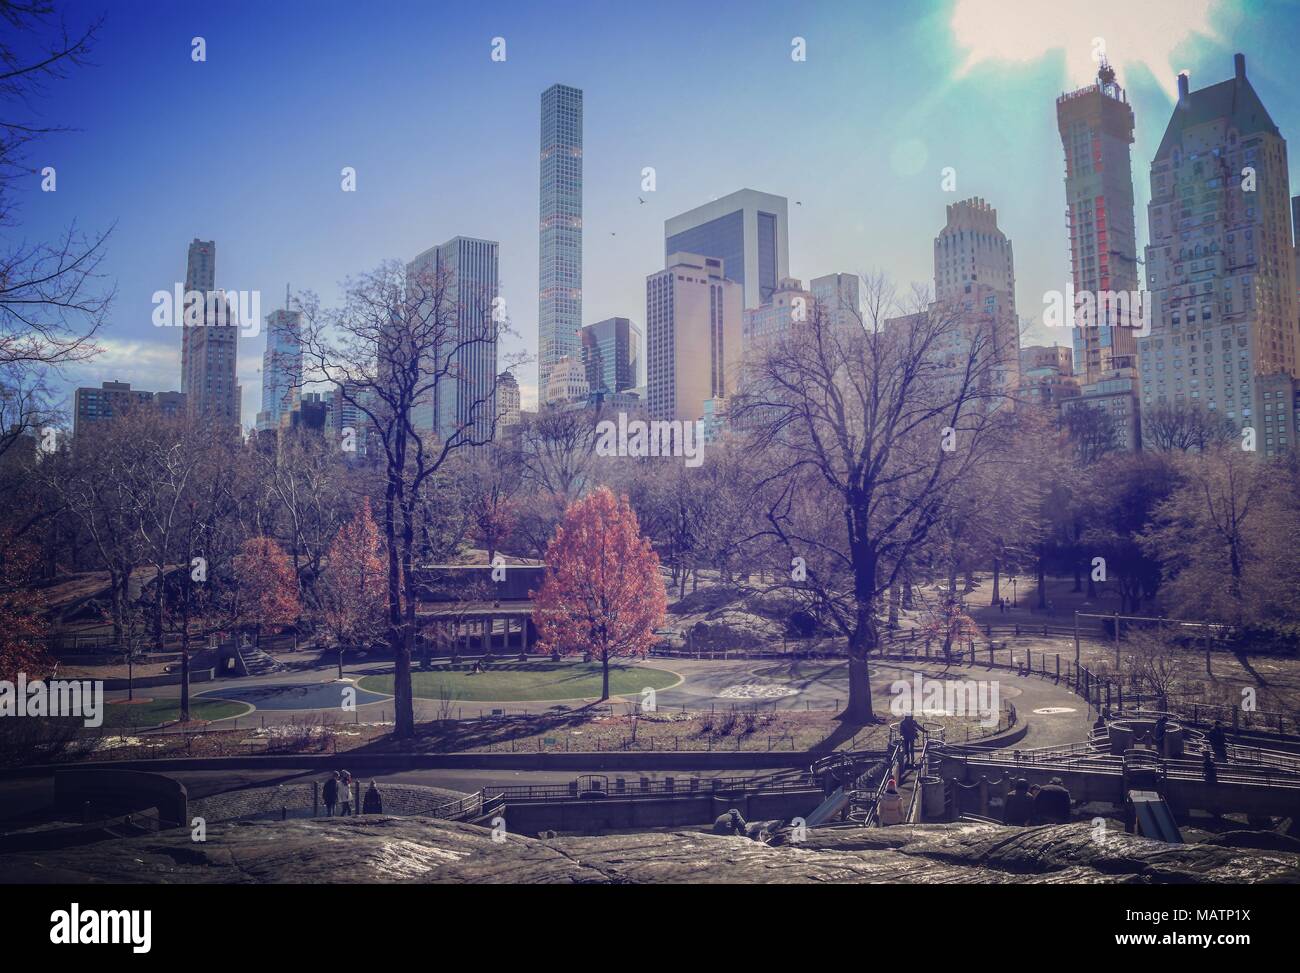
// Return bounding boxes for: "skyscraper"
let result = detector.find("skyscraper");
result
[933,198,1021,395]
[256,292,303,433]
[579,317,640,394]
[539,83,583,396]
[645,253,742,421]
[543,354,590,406]
[180,239,241,430]
[1056,60,1140,384]
[407,236,500,445]
[664,189,789,310]
[1141,54,1299,454]
[495,371,521,438]
[810,273,862,333]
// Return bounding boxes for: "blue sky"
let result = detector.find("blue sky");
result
[17,0,1300,418]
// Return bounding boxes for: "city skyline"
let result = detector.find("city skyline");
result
[20,0,1300,424]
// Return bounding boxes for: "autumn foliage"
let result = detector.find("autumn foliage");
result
[234,536,301,637]
[533,487,667,700]
[0,530,51,681]
[320,498,388,648]
[921,600,981,659]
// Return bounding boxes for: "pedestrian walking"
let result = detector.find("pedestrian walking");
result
[338,770,354,816]
[362,780,383,815]
[323,771,340,817]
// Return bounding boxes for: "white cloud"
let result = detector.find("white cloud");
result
[61,337,183,394]
[950,0,1223,97]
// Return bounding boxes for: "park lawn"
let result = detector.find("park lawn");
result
[358,661,681,702]
[104,698,250,728]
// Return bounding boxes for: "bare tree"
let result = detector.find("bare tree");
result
[299,260,520,738]
[734,276,1016,721]
[1142,400,1237,453]
[0,4,111,374]
[1060,403,1118,466]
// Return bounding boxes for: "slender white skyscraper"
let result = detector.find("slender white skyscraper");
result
[539,83,583,396]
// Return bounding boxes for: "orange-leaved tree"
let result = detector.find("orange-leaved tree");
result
[532,487,667,700]
[320,498,388,654]
[0,529,51,681]
[234,537,301,646]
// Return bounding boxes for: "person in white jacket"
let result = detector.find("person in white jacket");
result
[878,778,904,826]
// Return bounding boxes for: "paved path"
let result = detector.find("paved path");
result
[101,655,1094,754]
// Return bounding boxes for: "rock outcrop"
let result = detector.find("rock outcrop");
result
[3,818,1297,884]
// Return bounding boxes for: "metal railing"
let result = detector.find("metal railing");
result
[493,774,820,803]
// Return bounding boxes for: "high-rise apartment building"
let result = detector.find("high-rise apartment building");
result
[810,273,862,333]
[407,237,500,446]
[539,83,583,396]
[743,278,813,346]
[180,239,241,430]
[645,253,742,422]
[579,317,640,394]
[664,190,789,311]
[1140,54,1299,455]
[327,382,375,458]
[72,382,185,438]
[495,371,521,437]
[1057,61,1140,384]
[933,199,1021,395]
[1019,344,1081,409]
[256,295,303,433]
[543,354,590,406]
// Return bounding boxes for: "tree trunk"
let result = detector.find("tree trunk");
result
[180,649,190,723]
[1037,556,1047,609]
[384,475,413,739]
[152,564,165,653]
[395,499,419,739]
[845,648,874,722]
[601,652,610,701]
[990,558,1001,606]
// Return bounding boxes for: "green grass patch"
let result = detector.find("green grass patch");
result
[104,698,250,728]
[358,661,681,702]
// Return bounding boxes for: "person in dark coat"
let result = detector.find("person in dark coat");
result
[1003,778,1034,826]
[1207,721,1228,761]
[1031,776,1072,824]
[362,780,383,814]
[1152,715,1168,755]
[323,771,340,816]
[899,714,924,768]
[1202,751,1218,785]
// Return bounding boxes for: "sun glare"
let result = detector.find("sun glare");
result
[950,0,1224,97]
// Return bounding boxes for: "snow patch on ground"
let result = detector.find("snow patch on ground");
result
[718,683,800,699]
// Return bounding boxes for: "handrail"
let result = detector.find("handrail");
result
[905,736,931,824]
[862,741,903,828]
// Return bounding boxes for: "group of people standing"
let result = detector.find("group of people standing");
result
[322,771,384,816]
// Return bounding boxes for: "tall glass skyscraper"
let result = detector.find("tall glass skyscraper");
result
[407,236,500,446]
[579,317,640,394]
[539,83,583,396]
[257,296,303,433]
[664,189,789,310]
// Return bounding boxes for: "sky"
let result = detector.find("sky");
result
[15,0,1300,420]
